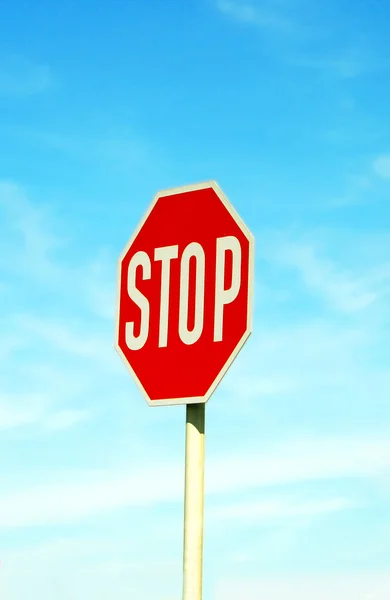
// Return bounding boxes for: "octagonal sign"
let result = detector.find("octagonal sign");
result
[115,181,254,406]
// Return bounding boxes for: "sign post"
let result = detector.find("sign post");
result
[115,181,254,600]
[183,403,205,600]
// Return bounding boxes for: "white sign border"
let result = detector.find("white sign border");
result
[114,180,255,407]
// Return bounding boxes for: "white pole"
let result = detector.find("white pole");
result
[182,402,205,600]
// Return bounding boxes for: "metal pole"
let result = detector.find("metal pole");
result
[183,402,205,600]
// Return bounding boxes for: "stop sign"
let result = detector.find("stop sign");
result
[115,181,254,406]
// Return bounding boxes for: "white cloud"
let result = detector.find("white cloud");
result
[288,245,376,311]
[220,303,389,416]
[214,572,390,600]
[0,432,389,528]
[215,0,294,32]
[290,45,377,79]
[0,180,118,433]
[0,57,52,96]
[209,495,353,522]
[0,180,61,278]
[263,235,385,313]
[226,322,367,396]
[0,322,108,432]
[0,394,47,429]
[0,462,182,528]
[44,409,90,431]
[0,536,181,600]
[83,248,116,319]
[1,534,388,600]
[0,332,24,360]
[215,1,383,82]
[0,394,89,432]
[207,434,390,496]
[15,313,117,366]
[0,180,115,314]
[14,127,149,172]
[373,154,390,179]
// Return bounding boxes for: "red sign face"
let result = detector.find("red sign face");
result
[116,181,254,406]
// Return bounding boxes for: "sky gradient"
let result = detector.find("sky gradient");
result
[1,0,390,598]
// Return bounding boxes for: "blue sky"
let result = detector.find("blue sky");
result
[0,0,390,598]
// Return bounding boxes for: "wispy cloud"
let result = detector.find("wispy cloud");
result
[324,152,390,206]
[215,1,385,80]
[222,320,390,416]
[268,239,379,313]
[373,154,390,179]
[0,536,180,600]
[44,409,90,431]
[289,44,382,79]
[0,462,182,528]
[1,177,389,600]
[208,433,390,495]
[215,0,295,32]
[215,572,390,600]
[15,313,117,367]
[0,57,53,96]
[328,173,372,207]
[0,180,64,280]
[0,394,88,432]
[0,180,117,433]
[0,394,46,430]
[0,179,115,314]
[209,495,353,522]
[13,127,149,171]
[218,227,390,436]
[1,431,389,528]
